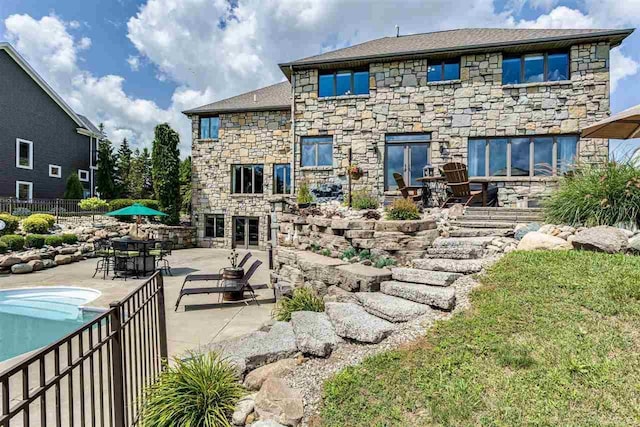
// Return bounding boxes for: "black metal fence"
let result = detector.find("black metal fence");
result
[0,198,110,219]
[0,272,168,427]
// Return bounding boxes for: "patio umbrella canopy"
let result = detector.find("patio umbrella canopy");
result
[581,104,640,139]
[105,203,167,217]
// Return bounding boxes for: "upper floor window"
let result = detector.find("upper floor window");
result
[427,58,460,82]
[49,164,62,178]
[78,169,90,182]
[200,116,220,139]
[16,138,33,170]
[301,136,333,167]
[232,164,263,194]
[273,163,291,194]
[318,70,369,97]
[502,52,569,85]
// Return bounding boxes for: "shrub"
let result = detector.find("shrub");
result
[78,197,109,222]
[64,173,84,199]
[11,207,31,217]
[140,352,244,427]
[320,248,331,257]
[44,235,64,247]
[358,249,372,261]
[342,247,357,259]
[385,198,421,220]
[544,161,640,227]
[0,235,24,251]
[0,241,7,254]
[137,199,161,211]
[109,198,135,211]
[374,256,396,269]
[310,243,320,253]
[60,234,78,245]
[273,287,325,322]
[21,216,50,234]
[28,213,55,229]
[297,182,314,205]
[0,213,19,235]
[25,234,46,249]
[350,190,379,210]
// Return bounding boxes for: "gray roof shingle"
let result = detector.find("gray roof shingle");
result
[77,114,102,136]
[183,81,291,115]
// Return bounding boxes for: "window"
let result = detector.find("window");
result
[16,138,33,170]
[199,116,220,139]
[384,133,431,190]
[232,164,264,194]
[273,163,291,194]
[49,164,62,178]
[502,52,569,84]
[78,169,90,182]
[318,70,369,97]
[15,181,32,200]
[301,136,333,167]
[205,214,225,238]
[427,58,460,82]
[468,135,578,177]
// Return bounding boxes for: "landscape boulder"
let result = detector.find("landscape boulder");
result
[11,263,33,274]
[291,311,341,357]
[42,259,57,269]
[232,394,256,426]
[27,259,44,272]
[325,302,394,343]
[571,226,628,253]
[54,254,73,265]
[254,378,304,426]
[243,358,298,391]
[0,256,22,268]
[517,232,572,251]
[628,235,640,252]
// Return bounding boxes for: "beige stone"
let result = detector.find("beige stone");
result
[517,232,572,251]
[243,358,298,391]
[254,378,304,426]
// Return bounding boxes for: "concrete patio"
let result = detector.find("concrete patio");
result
[0,248,275,359]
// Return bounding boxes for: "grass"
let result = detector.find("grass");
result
[320,251,640,426]
[273,287,325,321]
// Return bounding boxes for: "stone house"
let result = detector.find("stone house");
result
[184,27,633,249]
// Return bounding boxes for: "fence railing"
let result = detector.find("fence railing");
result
[0,198,110,219]
[0,272,168,427]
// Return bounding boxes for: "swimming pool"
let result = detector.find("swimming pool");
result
[0,287,102,362]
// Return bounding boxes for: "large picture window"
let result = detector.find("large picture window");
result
[319,70,369,97]
[468,135,578,177]
[502,52,569,84]
[273,163,291,194]
[232,164,264,194]
[205,214,224,238]
[200,117,220,139]
[301,136,333,167]
[384,133,431,190]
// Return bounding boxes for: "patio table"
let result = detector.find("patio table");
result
[111,238,158,278]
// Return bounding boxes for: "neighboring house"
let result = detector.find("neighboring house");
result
[185,27,633,249]
[0,42,101,200]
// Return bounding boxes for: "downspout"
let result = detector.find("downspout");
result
[290,65,296,197]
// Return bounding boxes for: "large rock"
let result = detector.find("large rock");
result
[11,263,33,274]
[335,264,392,292]
[232,394,256,426]
[391,267,461,287]
[207,322,298,374]
[250,420,287,427]
[291,311,340,357]
[374,220,435,233]
[323,286,357,303]
[325,302,394,343]
[295,251,346,285]
[517,232,572,251]
[355,292,432,322]
[243,358,298,391]
[0,256,22,268]
[54,254,73,265]
[254,378,304,426]
[19,252,41,262]
[571,226,628,253]
[411,258,485,274]
[380,281,456,310]
[42,259,57,269]
[27,259,44,272]
[628,235,640,252]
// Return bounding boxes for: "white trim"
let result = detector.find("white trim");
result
[48,164,62,178]
[15,181,33,200]
[78,169,90,182]
[15,138,33,170]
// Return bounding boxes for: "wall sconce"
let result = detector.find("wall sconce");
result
[417,103,425,113]
[439,141,450,157]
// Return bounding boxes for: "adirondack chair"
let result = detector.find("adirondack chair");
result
[392,172,422,203]
[441,162,484,207]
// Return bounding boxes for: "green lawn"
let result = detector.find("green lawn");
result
[320,251,640,426]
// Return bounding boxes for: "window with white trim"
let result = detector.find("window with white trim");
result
[16,181,33,200]
[78,169,90,182]
[49,164,62,178]
[16,139,33,170]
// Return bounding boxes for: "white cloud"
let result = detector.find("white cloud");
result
[127,54,141,71]
[514,6,595,28]
[610,47,639,93]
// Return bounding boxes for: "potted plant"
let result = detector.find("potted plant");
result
[349,164,363,180]
[223,249,244,301]
[297,182,314,208]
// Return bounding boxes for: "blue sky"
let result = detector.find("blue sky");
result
[1,0,640,158]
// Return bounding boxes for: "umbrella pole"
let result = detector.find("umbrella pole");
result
[137,215,141,236]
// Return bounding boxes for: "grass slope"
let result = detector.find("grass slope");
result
[321,251,640,426]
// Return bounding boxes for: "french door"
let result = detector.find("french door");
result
[384,134,431,190]
[233,217,260,248]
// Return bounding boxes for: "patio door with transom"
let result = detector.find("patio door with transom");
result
[385,134,431,190]
[233,217,259,249]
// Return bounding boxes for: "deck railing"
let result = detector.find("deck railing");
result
[0,272,168,427]
[0,198,110,220]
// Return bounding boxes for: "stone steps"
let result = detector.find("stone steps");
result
[325,302,395,343]
[465,207,543,214]
[450,220,517,229]
[391,267,461,286]
[448,228,512,237]
[355,292,433,322]
[425,246,484,259]
[380,280,456,310]
[411,258,486,274]
[432,236,495,248]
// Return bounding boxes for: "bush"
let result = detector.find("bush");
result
[25,234,46,249]
[64,173,84,199]
[0,241,7,254]
[374,256,396,269]
[140,352,243,427]
[60,234,78,245]
[0,235,24,251]
[297,182,314,205]
[273,287,325,322]
[10,207,31,217]
[28,214,55,229]
[342,247,357,259]
[109,198,135,211]
[21,216,50,234]
[358,249,372,261]
[79,197,109,222]
[320,248,331,257]
[0,213,19,235]
[385,198,421,220]
[544,161,640,227]
[137,199,161,211]
[44,235,64,247]
[350,190,379,210]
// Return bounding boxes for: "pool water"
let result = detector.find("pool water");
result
[0,287,102,362]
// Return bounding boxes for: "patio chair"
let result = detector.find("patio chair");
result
[150,240,173,276]
[440,162,484,208]
[174,259,263,311]
[392,173,422,203]
[92,240,114,280]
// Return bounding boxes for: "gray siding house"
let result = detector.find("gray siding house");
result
[185,27,633,249]
[0,43,101,200]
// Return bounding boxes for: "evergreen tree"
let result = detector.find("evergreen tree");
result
[64,173,84,199]
[151,124,181,225]
[129,148,145,199]
[141,148,154,198]
[179,156,192,213]
[116,138,132,197]
[95,126,118,199]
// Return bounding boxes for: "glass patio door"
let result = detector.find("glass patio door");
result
[233,217,259,248]
[385,134,431,190]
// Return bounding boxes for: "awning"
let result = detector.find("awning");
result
[581,104,640,139]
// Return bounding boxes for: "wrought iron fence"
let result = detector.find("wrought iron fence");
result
[0,272,168,427]
[0,198,110,219]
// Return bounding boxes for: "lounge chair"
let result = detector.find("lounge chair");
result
[440,162,484,207]
[174,255,257,311]
[392,172,422,203]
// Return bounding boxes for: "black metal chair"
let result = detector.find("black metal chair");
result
[111,240,141,280]
[92,240,114,279]
[150,240,173,276]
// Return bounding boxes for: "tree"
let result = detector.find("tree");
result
[78,197,109,223]
[141,147,154,198]
[95,126,118,199]
[151,123,181,225]
[64,173,84,199]
[129,148,145,199]
[116,138,132,197]
[179,156,192,214]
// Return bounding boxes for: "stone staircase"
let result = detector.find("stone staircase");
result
[450,207,543,231]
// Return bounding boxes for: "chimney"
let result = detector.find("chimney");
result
[253,94,257,102]
[395,25,400,37]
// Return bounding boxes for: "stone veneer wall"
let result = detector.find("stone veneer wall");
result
[141,225,197,249]
[190,110,292,249]
[293,42,610,206]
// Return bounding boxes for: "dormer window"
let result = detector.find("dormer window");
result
[427,58,460,82]
[318,69,369,97]
[502,52,569,84]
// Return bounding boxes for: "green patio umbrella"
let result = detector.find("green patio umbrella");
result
[105,203,167,234]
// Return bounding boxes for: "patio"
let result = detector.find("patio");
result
[0,248,275,361]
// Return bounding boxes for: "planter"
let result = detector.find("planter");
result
[223,266,245,301]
